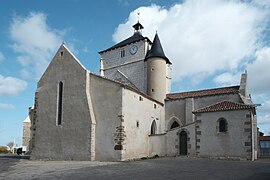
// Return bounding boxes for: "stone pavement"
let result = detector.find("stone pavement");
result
[1,156,270,180]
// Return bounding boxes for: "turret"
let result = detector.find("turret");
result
[145,33,172,102]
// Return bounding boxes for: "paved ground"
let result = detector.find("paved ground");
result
[1,156,270,180]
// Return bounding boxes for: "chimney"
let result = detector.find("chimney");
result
[100,58,105,76]
[239,70,249,97]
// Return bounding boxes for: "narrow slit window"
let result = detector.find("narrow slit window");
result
[57,81,63,125]
[120,49,125,58]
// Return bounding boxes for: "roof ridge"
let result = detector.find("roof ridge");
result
[166,85,240,100]
[168,85,239,96]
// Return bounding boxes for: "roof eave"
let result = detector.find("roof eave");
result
[192,107,252,114]
[99,37,152,54]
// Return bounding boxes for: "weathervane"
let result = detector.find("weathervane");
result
[137,12,140,22]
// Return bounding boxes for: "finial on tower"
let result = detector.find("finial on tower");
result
[137,11,140,22]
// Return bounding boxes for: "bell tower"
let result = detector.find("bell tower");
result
[99,22,152,93]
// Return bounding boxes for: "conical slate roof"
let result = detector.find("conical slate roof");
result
[145,33,171,64]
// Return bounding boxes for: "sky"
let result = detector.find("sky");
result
[0,0,270,146]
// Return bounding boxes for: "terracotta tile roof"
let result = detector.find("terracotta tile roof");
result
[260,136,270,141]
[193,101,252,113]
[166,86,240,100]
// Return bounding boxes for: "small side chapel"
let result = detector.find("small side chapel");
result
[27,22,258,161]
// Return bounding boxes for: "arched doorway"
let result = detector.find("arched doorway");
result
[179,131,187,155]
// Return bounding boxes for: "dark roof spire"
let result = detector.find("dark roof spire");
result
[145,33,171,64]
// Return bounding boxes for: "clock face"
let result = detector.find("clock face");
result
[130,45,138,55]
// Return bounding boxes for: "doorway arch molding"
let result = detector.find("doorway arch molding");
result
[176,128,190,156]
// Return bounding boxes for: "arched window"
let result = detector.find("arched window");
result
[150,120,157,135]
[170,121,180,129]
[218,118,228,132]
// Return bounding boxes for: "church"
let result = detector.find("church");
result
[27,22,258,161]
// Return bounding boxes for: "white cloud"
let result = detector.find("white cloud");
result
[248,47,270,94]
[258,114,270,135]
[113,0,268,83]
[9,12,64,78]
[214,72,241,86]
[0,52,5,62]
[253,0,270,7]
[261,99,270,113]
[0,103,15,109]
[258,114,270,125]
[0,75,27,96]
[17,56,31,66]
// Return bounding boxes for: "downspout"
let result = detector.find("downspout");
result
[100,58,105,76]
[251,109,257,161]
[120,87,125,161]
[251,110,254,161]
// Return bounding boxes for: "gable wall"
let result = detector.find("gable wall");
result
[195,110,252,160]
[31,46,92,160]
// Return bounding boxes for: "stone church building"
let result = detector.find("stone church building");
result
[27,22,258,161]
